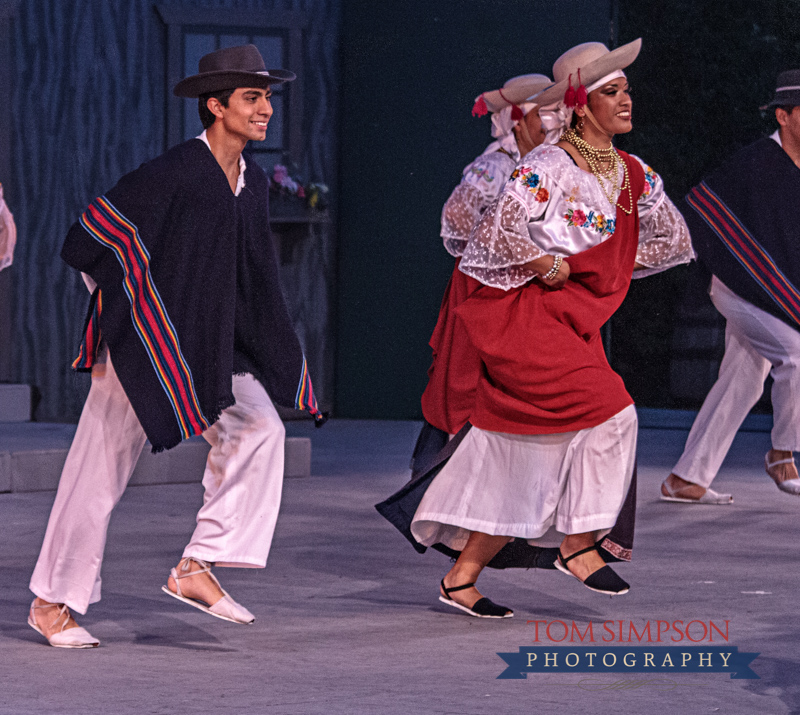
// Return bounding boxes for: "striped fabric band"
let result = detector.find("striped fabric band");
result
[79,196,210,438]
[295,355,322,420]
[72,288,102,370]
[687,181,800,325]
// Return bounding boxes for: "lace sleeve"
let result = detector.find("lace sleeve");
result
[633,155,666,218]
[459,192,547,290]
[634,195,696,278]
[440,182,486,257]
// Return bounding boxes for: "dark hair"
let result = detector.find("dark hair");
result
[198,88,236,129]
[778,105,797,115]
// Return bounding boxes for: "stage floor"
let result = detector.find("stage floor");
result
[0,419,795,714]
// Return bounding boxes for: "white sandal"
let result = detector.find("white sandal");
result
[28,600,99,648]
[660,479,733,505]
[161,558,255,625]
[765,452,800,495]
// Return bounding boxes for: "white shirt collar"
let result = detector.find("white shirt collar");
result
[197,130,247,196]
[771,129,783,147]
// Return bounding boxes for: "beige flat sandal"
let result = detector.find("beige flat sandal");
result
[161,557,255,625]
[765,452,800,496]
[660,479,733,505]
[28,600,99,648]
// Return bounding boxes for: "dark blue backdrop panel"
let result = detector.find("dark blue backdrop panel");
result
[336,0,612,418]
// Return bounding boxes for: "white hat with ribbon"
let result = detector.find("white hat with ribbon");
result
[532,39,641,143]
[472,74,552,137]
[533,39,641,109]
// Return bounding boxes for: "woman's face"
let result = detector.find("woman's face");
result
[586,78,632,135]
[522,107,547,147]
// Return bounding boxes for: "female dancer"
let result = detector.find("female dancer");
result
[420,74,551,441]
[409,39,695,618]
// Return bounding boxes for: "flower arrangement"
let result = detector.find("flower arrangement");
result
[270,164,329,210]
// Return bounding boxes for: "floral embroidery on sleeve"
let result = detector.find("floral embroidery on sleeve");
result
[534,187,549,203]
[564,208,615,237]
[642,165,657,197]
[468,165,495,183]
[510,166,541,194]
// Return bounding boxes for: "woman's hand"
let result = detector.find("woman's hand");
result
[526,254,570,289]
[539,257,570,289]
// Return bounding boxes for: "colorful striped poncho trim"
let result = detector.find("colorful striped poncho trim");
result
[684,137,800,329]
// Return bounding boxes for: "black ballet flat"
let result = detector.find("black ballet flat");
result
[555,545,630,596]
[438,579,514,618]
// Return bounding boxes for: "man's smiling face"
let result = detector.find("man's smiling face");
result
[214,87,274,142]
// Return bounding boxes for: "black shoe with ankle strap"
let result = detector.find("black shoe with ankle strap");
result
[554,545,630,596]
[438,579,513,618]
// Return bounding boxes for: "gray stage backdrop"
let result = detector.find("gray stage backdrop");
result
[6,0,339,421]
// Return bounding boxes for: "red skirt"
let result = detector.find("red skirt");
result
[420,258,483,435]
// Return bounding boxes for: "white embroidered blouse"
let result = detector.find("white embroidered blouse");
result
[441,133,520,257]
[461,144,695,289]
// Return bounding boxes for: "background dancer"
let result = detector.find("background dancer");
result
[417,73,551,460]
[27,45,323,648]
[387,39,694,618]
[662,69,800,505]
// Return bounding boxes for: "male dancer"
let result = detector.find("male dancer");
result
[662,69,800,504]
[28,44,322,647]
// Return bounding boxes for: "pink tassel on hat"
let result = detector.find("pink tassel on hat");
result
[564,74,577,108]
[576,69,588,107]
[472,94,488,117]
[511,105,523,121]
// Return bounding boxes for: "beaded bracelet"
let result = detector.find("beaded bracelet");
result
[542,255,563,281]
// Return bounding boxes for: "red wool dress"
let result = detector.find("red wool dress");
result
[409,152,646,552]
[459,152,645,436]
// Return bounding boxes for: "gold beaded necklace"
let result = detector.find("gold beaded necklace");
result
[561,127,633,215]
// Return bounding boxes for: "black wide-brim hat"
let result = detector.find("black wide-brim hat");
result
[762,69,800,109]
[173,44,295,98]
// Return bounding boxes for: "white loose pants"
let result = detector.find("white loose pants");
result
[30,355,285,614]
[673,277,800,487]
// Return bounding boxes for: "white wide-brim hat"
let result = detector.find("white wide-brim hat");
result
[533,39,641,108]
[473,73,553,116]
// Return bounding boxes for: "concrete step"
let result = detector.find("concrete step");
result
[0,422,311,492]
[0,383,31,422]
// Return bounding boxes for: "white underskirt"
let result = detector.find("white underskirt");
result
[411,405,637,551]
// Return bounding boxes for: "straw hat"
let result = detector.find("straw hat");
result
[174,44,295,98]
[472,74,553,117]
[533,39,641,108]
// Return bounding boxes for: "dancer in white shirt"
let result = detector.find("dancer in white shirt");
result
[662,69,800,504]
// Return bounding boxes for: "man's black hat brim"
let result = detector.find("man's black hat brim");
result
[174,69,296,98]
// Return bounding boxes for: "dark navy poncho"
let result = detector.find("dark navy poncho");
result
[62,139,322,451]
[685,137,800,329]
